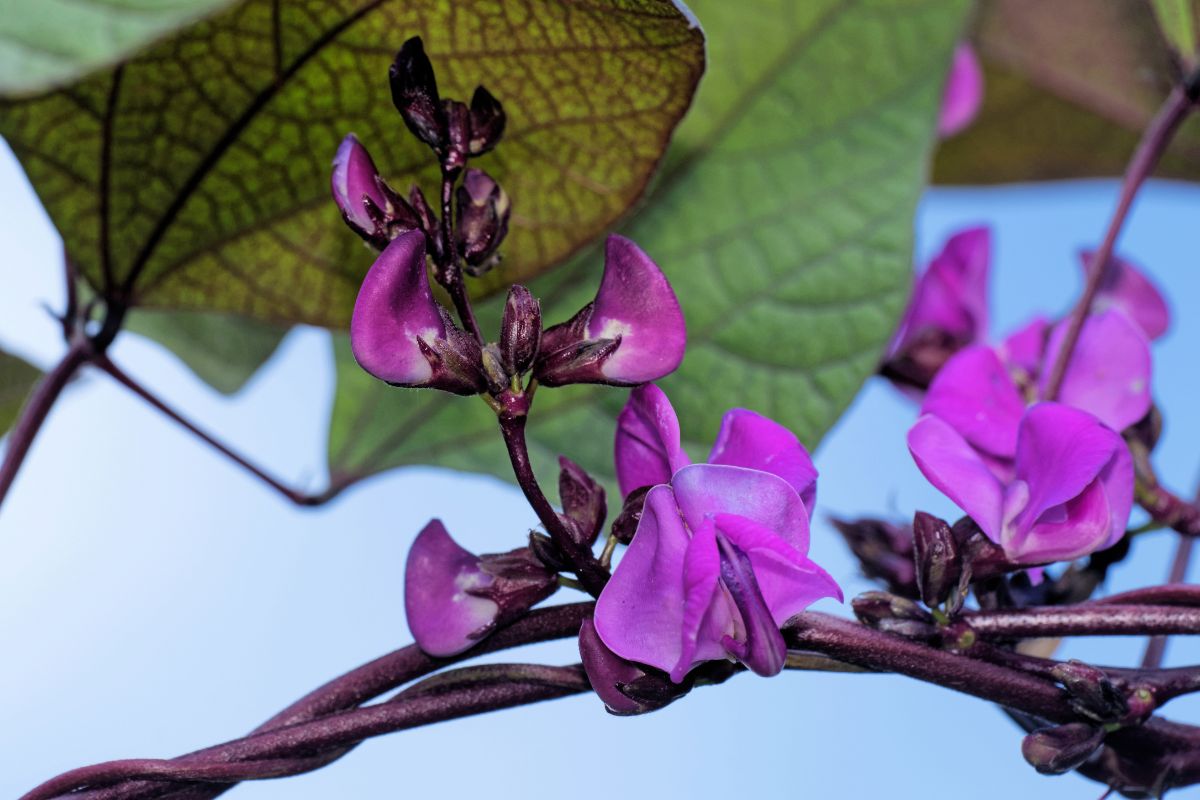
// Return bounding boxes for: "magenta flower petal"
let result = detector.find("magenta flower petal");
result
[714,513,842,622]
[707,408,818,511]
[594,485,691,675]
[998,317,1050,380]
[350,230,445,386]
[907,415,1005,541]
[893,226,990,355]
[587,235,687,384]
[922,345,1025,459]
[938,43,983,137]
[404,520,497,657]
[672,517,731,682]
[1010,403,1123,528]
[614,384,691,497]
[671,463,810,552]
[331,134,387,233]
[1008,476,1113,564]
[1083,251,1170,341]
[713,531,788,678]
[1041,309,1152,433]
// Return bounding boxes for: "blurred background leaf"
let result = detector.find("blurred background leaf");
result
[123,310,286,395]
[327,0,971,498]
[0,0,239,98]
[0,0,705,328]
[0,350,40,436]
[935,0,1200,182]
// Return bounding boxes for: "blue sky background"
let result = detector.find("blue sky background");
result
[3,141,1200,798]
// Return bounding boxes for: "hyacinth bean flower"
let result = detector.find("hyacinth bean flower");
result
[404,520,557,657]
[534,236,686,387]
[331,134,388,237]
[921,308,1151,471]
[908,403,1133,564]
[883,227,990,391]
[938,43,983,138]
[350,230,486,395]
[593,385,840,684]
[1082,251,1170,341]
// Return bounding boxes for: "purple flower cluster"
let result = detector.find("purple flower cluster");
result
[895,227,1168,564]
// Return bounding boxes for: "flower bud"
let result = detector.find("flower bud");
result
[350,231,486,395]
[535,236,686,387]
[558,457,605,548]
[528,531,568,573]
[456,169,511,274]
[830,517,917,598]
[852,591,935,639]
[1021,723,1104,775]
[408,184,442,261]
[579,619,687,715]
[500,285,541,376]
[468,86,506,155]
[611,485,650,545]
[1051,660,1127,723]
[441,99,471,173]
[390,37,444,151]
[405,520,558,657]
[331,135,421,248]
[912,511,961,608]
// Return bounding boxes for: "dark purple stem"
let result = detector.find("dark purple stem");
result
[1043,83,1194,400]
[93,356,327,507]
[1093,584,1200,607]
[0,337,92,512]
[61,603,593,800]
[962,604,1200,638]
[1144,537,1196,668]
[498,414,610,596]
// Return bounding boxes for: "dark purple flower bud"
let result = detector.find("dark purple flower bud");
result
[528,531,568,573]
[456,169,511,274]
[405,520,558,657]
[852,591,936,639]
[500,285,541,376]
[390,37,445,151]
[535,236,686,387]
[830,517,918,598]
[558,457,605,548]
[912,511,961,608]
[350,231,486,395]
[611,485,650,545]
[441,99,471,174]
[1021,723,1105,775]
[1051,661,1128,723]
[578,619,686,715]
[331,135,388,239]
[407,184,442,261]
[479,345,510,396]
[468,86,506,155]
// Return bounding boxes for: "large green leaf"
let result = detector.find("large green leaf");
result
[326,0,971,496]
[0,350,41,436]
[0,0,239,98]
[124,310,286,394]
[935,0,1200,183]
[0,0,704,326]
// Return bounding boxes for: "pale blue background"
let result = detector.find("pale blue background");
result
[2,141,1200,797]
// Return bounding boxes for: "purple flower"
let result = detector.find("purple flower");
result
[908,403,1133,564]
[921,309,1151,468]
[891,226,990,356]
[593,385,839,683]
[938,43,983,138]
[331,134,388,237]
[1082,251,1170,341]
[404,520,557,657]
[883,227,990,390]
[350,230,486,395]
[534,236,686,387]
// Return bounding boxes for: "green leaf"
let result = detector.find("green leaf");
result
[934,0,1200,183]
[327,0,971,495]
[1152,0,1199,64]
[0,350,41,436]
[0,0,239,98]
[124,310,286,394]
[0,0,704,328]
